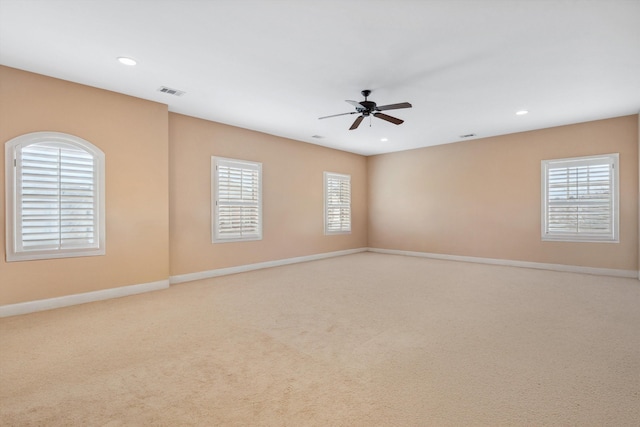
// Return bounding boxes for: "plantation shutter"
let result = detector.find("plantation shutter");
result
[543,154,618,241]
[213,158,262,241]
[16,143,98,252]
[324,172,351,234]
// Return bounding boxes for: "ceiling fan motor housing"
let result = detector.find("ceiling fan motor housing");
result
[358,101,376,114]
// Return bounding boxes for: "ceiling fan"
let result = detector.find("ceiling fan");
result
[319,90,412,130]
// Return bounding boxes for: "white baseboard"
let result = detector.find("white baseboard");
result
[170,247,368,284]
[0,279,170,318]
[368,247,638,279]
[1,249,368,317]
[3,247,633,318]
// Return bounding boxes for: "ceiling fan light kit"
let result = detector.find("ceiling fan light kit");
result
[319,90,412,130]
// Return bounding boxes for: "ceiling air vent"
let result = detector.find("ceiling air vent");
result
[157,86,186,97]
[460,133,477,138]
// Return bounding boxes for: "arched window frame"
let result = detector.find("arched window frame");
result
[5,132,105,261]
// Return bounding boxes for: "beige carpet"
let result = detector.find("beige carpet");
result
[1,252,639,426]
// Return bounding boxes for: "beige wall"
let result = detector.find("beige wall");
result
[368,115,639,271]
[0,66,170,305]
[1,66,638,307]
[168,113,367,276]
[0,67,367,306]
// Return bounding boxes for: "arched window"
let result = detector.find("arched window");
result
[5,132,105,261]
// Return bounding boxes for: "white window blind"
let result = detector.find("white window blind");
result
[542,154,618,242]
[5,132,105,261]
[324,172,351,234]
[212,157,262,242]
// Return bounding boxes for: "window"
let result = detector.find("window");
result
[5,132,105,261]
[324,172,351,234]
[541,153,619,242]
[211,156,262,242]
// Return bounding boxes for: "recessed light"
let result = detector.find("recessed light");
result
[380,138,388,142]
[312,135,324,139]
[117,57,137,66]
[516,110,529,115]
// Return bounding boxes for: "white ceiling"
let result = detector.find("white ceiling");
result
[1,0,639,156]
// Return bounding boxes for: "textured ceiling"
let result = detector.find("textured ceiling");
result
[1,0,639,155]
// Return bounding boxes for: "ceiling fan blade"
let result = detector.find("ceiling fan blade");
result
[345,100,364,109]
[374,112,404,125]
[349,115,364,130]
[375,102,412,111]
[318,111,357,119]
